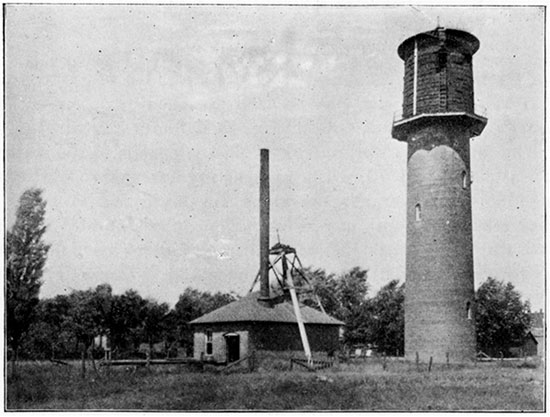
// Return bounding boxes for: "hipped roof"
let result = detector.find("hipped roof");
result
[189,291,344,326]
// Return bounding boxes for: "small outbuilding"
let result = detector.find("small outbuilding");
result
[530,328,544,358]
[510,331,539,358]
[522,331,539,357]
[190,291,343,364]
[530,309,545,358]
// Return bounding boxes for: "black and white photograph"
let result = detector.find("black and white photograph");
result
[5,3,545,411]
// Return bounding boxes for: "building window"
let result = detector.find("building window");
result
[466,302,472,320]
[415,203,421,221]
[205,330,213,355]
[462,171,468,189]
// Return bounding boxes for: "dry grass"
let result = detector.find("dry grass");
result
[6,357,544,411]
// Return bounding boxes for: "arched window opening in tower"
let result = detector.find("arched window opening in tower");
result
[415,203,421,221]
[466,302,472,320]
[462,171,468,189]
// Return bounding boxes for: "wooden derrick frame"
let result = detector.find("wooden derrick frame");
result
[248,242,325,313]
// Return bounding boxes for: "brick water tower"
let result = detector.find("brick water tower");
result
[392,27,487,363]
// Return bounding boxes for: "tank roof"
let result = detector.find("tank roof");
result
[397,27,480,61]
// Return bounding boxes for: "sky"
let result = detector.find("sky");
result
[5,5,545,310]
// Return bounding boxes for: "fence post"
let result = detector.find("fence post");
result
[446,352,449,368]
[428,356,433,372]
[382,352,387,371]
[415,352,419,371]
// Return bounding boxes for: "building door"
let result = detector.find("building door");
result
[225,334,240,363]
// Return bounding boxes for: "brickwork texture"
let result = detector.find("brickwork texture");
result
[394,28,485,363]
[400,29,478,118]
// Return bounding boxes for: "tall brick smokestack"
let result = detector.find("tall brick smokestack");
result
[259,149,270,302]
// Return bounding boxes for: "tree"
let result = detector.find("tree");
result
[6,188,50,370]
[174,288,237,353]
[335,267,369,320]
[362,280,405,356]
[300,268,339,316]
[20,295,74,360]
[141,300,170,355]
[108,289,148,357]
[302,266,369,346]
[57,284,113,377]
[476,277,531,357]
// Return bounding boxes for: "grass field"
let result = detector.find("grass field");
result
[6,358,544,411]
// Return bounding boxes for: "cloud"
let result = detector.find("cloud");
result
[185,249,232,261]
[186,237,234,260]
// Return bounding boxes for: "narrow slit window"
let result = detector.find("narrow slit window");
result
[415,203,421,221]
[466,302,472,320]
[462,171,468,189]
[205,330,213,355]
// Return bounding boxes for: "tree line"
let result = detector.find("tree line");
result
[302,268,532,358]
[7,188,534,367]
[6,189,238,365]
[18,285,237,361]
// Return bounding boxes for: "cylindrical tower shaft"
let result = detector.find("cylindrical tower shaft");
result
[406,125,476,362]
[392,27,487,363]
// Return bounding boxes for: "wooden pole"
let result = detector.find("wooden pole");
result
[284,254,312,362]
[428,356,433,372]
[415,351,419,371]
